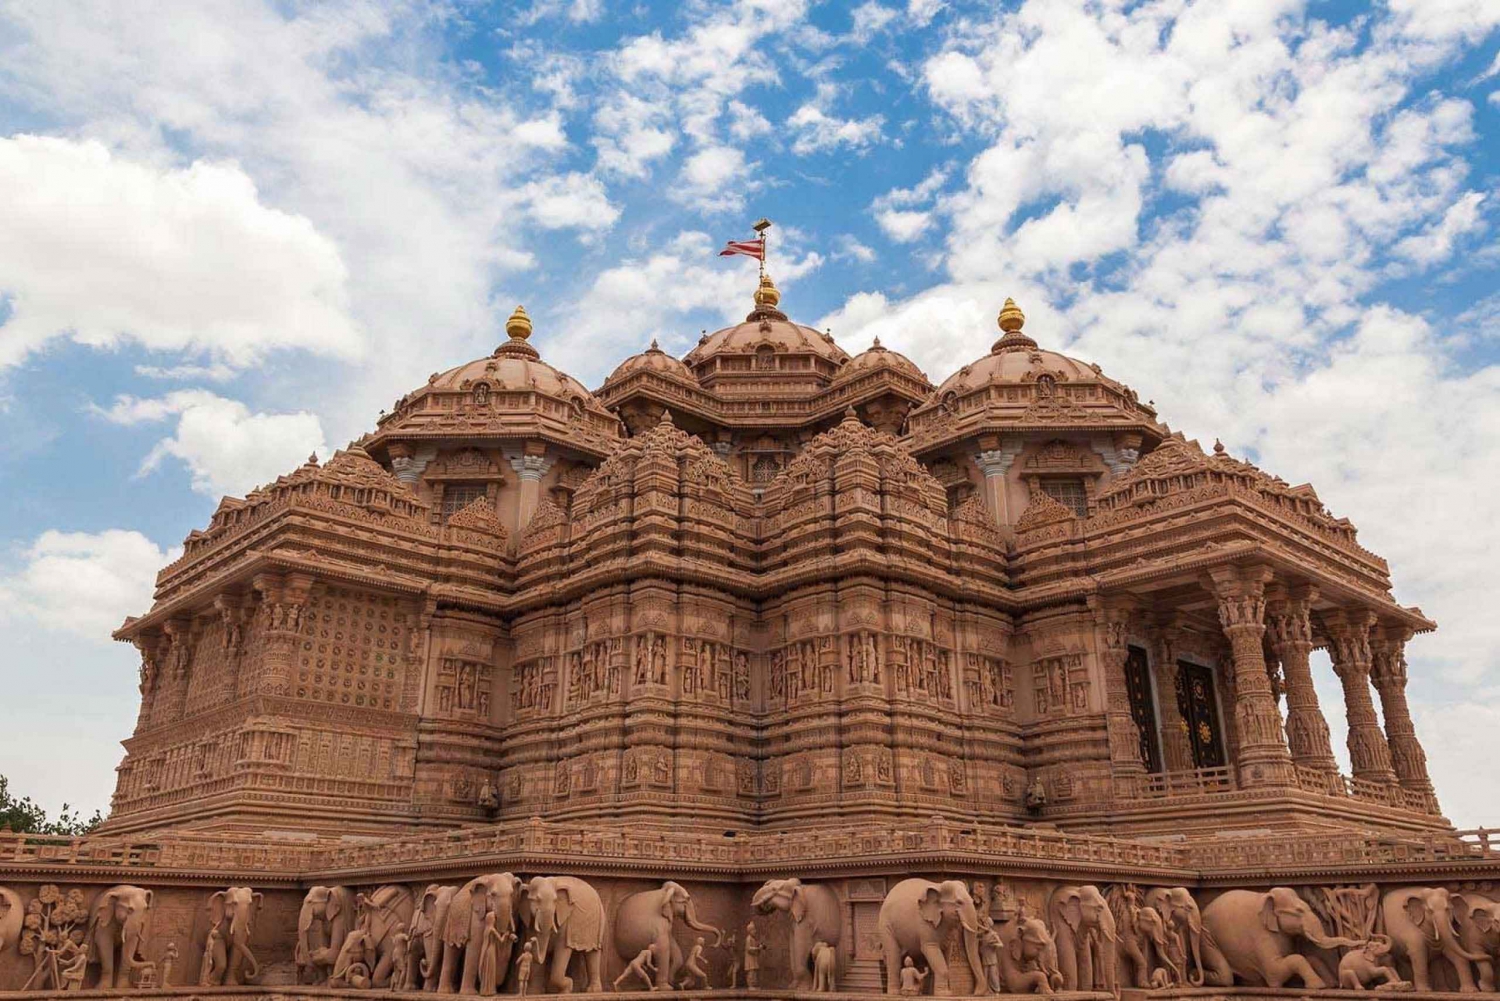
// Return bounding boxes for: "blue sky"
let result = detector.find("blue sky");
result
[1,0,1497,824]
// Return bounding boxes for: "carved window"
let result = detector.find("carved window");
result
[750,455,780,483]
[1040,477,1088,517]
[441,484,488,523]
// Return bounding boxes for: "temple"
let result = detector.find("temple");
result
[3,268,1491,1001]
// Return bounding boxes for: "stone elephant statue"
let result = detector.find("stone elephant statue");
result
[0,887,22,958]
[520,875,605,993]
[296,885,356,985]
[407,884,459,992]
[86,884,154,989]
[876,877,990,996]
[1453,891,1500,991]
[1382,886,1490,992]
[203,886,263,985]
[1201,887,1364,988]
[331,928,375,989]
[1143,887,1230,987]
[613,880,724,990]
[442,872,522,994]
[357,884,415,989]
[991,915,1063,994]
[1048,885,1116,995]
[1107,887,1172,988]
[751,877,843,989]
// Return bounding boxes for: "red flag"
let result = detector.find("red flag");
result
[718,238,765,260]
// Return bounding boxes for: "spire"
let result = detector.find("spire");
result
[745,271,788,322]
[496,304,540,359]
[992,297,1038,353]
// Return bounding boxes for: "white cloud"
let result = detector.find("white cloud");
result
[875,209,935,242]
[786,103,884,155]
[871,166,949,242]
[592,93,677,179]
[1392,190,1486,264]
[521,172,621,232]
[0,135,360,370]
[727,100,773,141]
[0,530,172,640]
[97,390,328,497]
[675,145,757,212]
[906,0,945,28]
[850,3,898,43]
[833,234,877,263]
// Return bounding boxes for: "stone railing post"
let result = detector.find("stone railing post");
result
[1091,599,1147,781]
[1370,626,1439,812]
[1266,589,1340,778]
[1205,566,1296,788]
[1325,610,1399,788]
[1148,622,1194,773]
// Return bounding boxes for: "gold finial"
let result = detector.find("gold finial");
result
[506,304,533,340]
[998,297,1025,333]
[753,272,781,309]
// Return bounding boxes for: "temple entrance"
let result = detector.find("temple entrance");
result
[1178,661,1227,769]
[1123,645,1162,772]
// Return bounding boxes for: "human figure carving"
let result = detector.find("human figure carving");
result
[613,948,656,992]
[899,957,929,996]
[159,941,178,988]
[722,931,740,989]
[744,922,762,989]
[515,936,537,997]
[680,936,710,990]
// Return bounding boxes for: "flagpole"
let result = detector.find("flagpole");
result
[753,217,771,281]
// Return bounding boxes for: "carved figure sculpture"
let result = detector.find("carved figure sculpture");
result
[204,886,263,985]
[1339,935,1410,990]
[877,877,990,996]
[1143,887,1230,987]
[1047,885,1116,995]
[86,884,154,989]
[751,877,843,989]
[160,941,178,987]
[520,874,605,993]
[297,885,356,985]
[1381,886,1489,992]
[358,884,416,989]
[811,941,837,992]
[409,884,459,991]
[1453,891,1500,991]
[516,937,537,997]
[200,927,223,987]
[0,886,21,959]
[443,872,523,995]
[1107,886,1172,989]
[744,922,762,989]
[899,957,929,996]
[613,880,724,990]
[477,912,511,996]
[332,929,375,989]
[680,937,711,990]
[994,916,1063,994]
[1200,887,1365,988]
[59,938,90,991]
[388,931,411,993]
[613,948,657,992]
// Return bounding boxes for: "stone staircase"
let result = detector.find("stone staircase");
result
[842,959,885,994]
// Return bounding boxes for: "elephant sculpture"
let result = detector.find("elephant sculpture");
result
[520,875,605,993]
[0,887,22,958]
[86,884,154,989]
[1339,934,1409,990]
[1382,886,1490,992]
[1048,885,1116,995]
[876,878,990,996]
[442,872,522,994]
[1143,887,1230,987]
[613,880,724,990]
[1454,891,1500,991]
[296,885,356,985]
[408,884,458,991]
[357,884,415,989]
[1107,887,1174,988]
[203,887,263,985]
[1201,887,1365,988]
[992,916,1063,994]
[331,928,375,989]
[752,877,844,989]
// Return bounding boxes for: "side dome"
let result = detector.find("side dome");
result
[832,336,926,385]
[600,338,696,387]
[681,273,849,391]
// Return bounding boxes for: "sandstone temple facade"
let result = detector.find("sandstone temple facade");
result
[2,276,1494,1001]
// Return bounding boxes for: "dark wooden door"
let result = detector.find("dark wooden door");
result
[1178,660,1226,769]
[1124,645,1162,773]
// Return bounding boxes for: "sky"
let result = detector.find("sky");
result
[0,0,1497,828]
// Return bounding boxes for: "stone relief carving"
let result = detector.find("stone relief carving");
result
[877,878,989,996]
[751,878,843,990]
[296,885,356,986]
[612,881,724,991]
[200,886,263,986]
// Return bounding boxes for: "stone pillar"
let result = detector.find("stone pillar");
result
[1325,610,1399,788]
[254,572,314,698]
[973,436,1022,525]
[1093,599,1147,781]
[510,446,555,528]
[1148,623,1193,772]
[1265,589,1339,779]
[1370,627,1439,811]
[1205,567,1296,788]
[388,443,434,485]
[161,618,195,723]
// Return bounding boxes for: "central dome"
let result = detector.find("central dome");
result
[682,274,849,388]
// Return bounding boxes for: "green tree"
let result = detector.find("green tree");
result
[0,776,103,835]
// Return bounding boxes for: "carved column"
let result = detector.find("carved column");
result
[1092,599,1146,780]
[1265,589,1339,779]
[973,435,1022,525]
[1148,622,1193,772]
[133,632,165,732]
[511,445,555,528]
[161,618,196,723]
[254,572,314,697]
[1205,567,1296,788]
[1370,627,1438,811]
[1325,610,1399,788]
